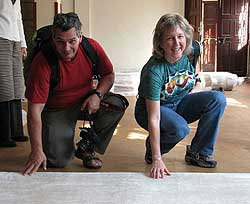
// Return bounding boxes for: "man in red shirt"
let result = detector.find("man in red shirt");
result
[23,12,126,175]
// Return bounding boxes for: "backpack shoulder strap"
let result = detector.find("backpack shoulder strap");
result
[188,40,202,68]
[81,36,99,80]
[41,43,60,91]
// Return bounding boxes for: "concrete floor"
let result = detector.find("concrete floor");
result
[1,81,250,174]
[1,172,250,204]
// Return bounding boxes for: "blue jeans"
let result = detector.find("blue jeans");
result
[134,91,226,156]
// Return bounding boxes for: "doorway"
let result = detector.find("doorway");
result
[20,0,37,48]
[217,0,248,76]
[202,1,218,72]
[185,0,249,76]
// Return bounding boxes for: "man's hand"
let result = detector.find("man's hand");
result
[81,93,101,115]
[22,150,47,176]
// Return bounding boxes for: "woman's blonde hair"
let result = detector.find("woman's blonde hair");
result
[152,13,193,59]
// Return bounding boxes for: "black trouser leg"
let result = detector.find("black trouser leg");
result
[0,101,16,147]
[10,99,28,142]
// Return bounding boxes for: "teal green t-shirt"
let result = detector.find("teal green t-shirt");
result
[138,55,195,104]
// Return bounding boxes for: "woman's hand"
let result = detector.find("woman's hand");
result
[150,158,171,179]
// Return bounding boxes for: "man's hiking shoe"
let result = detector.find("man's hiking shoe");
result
[75,147,102,169]
[185,145,217,168]
[75,128,102,169]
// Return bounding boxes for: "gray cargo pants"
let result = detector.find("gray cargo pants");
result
[41,93,128,168]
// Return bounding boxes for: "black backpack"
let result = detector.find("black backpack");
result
[23,25,99,91]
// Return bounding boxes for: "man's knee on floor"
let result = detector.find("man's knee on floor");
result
[47,157,72,168]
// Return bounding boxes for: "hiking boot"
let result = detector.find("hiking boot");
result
[145,136,152,164]
[75,147,102,169]
[75,128,102,169]
[185,145,217,168]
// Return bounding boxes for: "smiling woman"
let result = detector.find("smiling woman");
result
[134,13,227,179]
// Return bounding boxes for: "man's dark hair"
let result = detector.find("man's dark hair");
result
[52,12,82,37]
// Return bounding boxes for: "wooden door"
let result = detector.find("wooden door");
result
[202,1,218,72]
[217,0,249,76]
[185,0,202,40]
[20,0,36,48]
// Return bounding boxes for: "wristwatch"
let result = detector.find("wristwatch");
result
[93,90,103,99]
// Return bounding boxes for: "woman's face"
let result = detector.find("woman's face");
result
[161,25,186,63]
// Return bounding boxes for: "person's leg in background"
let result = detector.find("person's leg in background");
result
[10,99,28,142]
[11,41,28,142]
[0,39,15,147]
[0,39,28,147]
[0,101,16,147]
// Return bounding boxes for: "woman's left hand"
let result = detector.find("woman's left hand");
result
[150,159,171,179]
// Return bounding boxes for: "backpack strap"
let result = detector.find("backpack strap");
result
[190,40,202,68]
[81,36,100,80]
[41,43,60,92]
[39,35,99,93]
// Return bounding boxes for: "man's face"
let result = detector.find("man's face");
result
[53,27,82,61]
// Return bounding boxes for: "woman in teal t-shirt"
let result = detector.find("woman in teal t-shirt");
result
[135,13,226,179]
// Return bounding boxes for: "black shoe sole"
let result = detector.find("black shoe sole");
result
[0,141,17,147]
[12,135,29,142]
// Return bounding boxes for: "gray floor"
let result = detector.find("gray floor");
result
[1,172,250,204]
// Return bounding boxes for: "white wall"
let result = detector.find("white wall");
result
[61,0,90,35]
[61,0,73,13]
[35,0,61,28]
[90,0,184,71]
[36,0,184,72]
